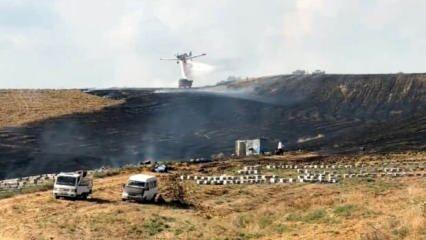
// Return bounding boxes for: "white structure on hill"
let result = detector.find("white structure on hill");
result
[235,139,266,157]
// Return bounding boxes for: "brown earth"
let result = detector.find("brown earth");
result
[0,152,424,240]
[0,90,122,128]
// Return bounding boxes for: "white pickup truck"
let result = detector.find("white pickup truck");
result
[53,171,93,199]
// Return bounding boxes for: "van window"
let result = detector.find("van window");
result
[80,179,89,186]
[128,181,145,188]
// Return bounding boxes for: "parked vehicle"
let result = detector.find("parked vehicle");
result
[122,174,158,202]
[53,171,92,199]
[153,163,167,173]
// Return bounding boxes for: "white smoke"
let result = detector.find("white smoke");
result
[186,61,215,80]
[297,134,325,143]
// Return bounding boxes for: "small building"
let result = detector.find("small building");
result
[235,138,267,157]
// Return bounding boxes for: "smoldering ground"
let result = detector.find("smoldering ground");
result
[0,89,307,180]
[1,73,424,179]
[0,91,381,179]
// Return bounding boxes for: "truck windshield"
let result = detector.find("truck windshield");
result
[127,181,145,188]
[56,176,77,186]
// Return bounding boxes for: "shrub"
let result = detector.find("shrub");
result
[259,215,274,229]
[143,215,171,236]
[334,204,358,217]
[274,224,289,234]
[304,209,327,223]
[392,226,409,239]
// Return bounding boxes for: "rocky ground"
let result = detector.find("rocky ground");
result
[0,152,424,240]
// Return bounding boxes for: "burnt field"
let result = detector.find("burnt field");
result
[0,74,425,179]
[0,90,304,179]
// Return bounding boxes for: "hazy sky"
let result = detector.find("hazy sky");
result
[0,0,425,88]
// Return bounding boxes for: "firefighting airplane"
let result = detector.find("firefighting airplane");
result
[160,51,206,88]
[160,51,206,64]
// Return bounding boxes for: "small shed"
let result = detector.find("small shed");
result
[235,138,267,157]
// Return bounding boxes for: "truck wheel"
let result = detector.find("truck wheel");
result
[81,194,88,200]
[54,195,59,200]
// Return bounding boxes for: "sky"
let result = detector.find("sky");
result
[0,0,425,88]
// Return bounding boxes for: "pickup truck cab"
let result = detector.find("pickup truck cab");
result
[122,174,158,202]
[53,171,93,199]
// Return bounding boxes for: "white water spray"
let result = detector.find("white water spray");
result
[186,61,215,79]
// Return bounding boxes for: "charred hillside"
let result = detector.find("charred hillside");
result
[222,73,425,119]
[0,73,424,179]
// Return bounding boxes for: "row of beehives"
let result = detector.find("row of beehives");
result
[181,170,426,186]
[265,162,425,170]
[180,174,338,185]
[0,166,119,191]
[266,164,425,178]
[181,169,425,186]
[181,160,425,186]
[301,171,425,178]
[295,168,426,175]
[0,173,56,190]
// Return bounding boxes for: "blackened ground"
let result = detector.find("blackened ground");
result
[0,73,425,179]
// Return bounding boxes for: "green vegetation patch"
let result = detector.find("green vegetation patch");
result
[274,224,290,234]
[174,220,196,236]
[142,214,172,236]
[392,226,409,239]
[304,209,327,223]
[258,214,274,229]
[333,204,358,218]
[0,182,53,200]
[286,208,339,224]
[236,232,264,240]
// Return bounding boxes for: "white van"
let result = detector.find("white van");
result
[121,174,158,202]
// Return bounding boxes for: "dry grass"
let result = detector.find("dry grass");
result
[0,153,425,240]
[0,90,122,128]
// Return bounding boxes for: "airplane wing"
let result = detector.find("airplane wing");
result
[160,58,178,60]
[187,53,206,60]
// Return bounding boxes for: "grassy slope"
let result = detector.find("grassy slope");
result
[0,90,122,128]
[0,153,424,240]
